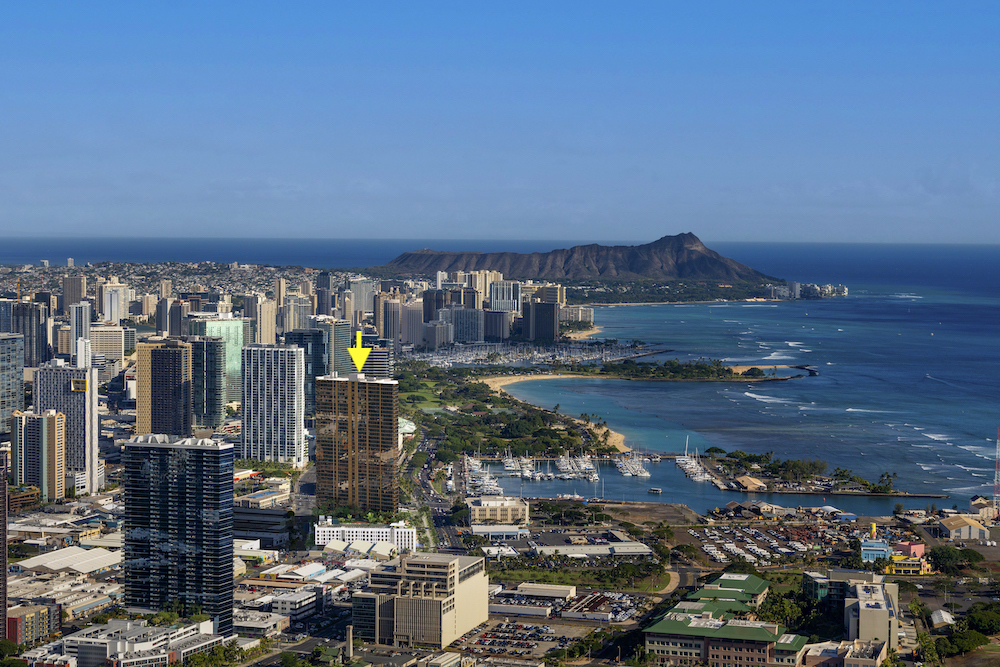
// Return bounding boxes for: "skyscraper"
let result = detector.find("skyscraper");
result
[61,276,86,315]
[100,280,129,326]
[244,295,277,345]
[380,299,401,348]
[123,434,234,636]
[488,280,523,315]
[12,301,51,367]
[522,301,560,342]
[168,299,190,336]
[136,338,193,437]
[315,373,400,513]
[0,334,24,435]
[0,299,13,333]
[402,300,425,346]
[179,336,226,430]
[348,278,374,316]
[185,316,245,402]
[0,457,6,639]
[308,315,353,377]
[159,279,172,299]
[316,288,334,316]
[68,302,91,367]
[284,329,327,415]
[10,410,66,502]
[281,295,312,333]
[241,344,307,467]
[34,360,100,494]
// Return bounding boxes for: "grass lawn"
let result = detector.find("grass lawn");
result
[491,568,669,593]
[400,390,446,408]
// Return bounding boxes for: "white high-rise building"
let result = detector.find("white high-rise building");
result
[241,344,307,467]
[488,281,523,315]
[101,283,129,325]
[69,302,91,367]
[34,359,101,494]
[75,338,92,369]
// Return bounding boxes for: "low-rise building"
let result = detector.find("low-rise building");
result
[314,520,418,553]
[969,495,994,522]
[859,540,893,563]
[699,573,770,607]
[272,588,323,620]
[14,546,121,576]
[235,488,290,509]
[884,555,931,576]
[22,619,224,667]
[7,604,60,644]
[8,572,123,621]
[232,611,290,638]
[465,497,530,526]
[643,600,808,666]
[939,515,990,541]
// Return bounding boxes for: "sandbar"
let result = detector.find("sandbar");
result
[480,374,630,453]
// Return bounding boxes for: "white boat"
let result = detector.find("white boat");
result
[648,487,662,494]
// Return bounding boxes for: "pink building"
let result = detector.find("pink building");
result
[896,541,925,558]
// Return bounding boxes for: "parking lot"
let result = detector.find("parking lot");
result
[452,620,593,658]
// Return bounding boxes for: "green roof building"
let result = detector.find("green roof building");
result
[643,598,807,667]
[700,572,771,607]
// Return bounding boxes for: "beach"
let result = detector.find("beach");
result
[480,374,631,453]
[563,325,604,340]
[727,364,792,374]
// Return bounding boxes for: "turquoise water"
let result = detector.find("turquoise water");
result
[500,253,1000,515]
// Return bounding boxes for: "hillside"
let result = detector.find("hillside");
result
[382,232,772,281]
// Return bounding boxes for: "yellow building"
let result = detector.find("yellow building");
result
[465,496,530,526]
[885,554,932,576]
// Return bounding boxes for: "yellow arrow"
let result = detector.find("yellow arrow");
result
[348,330,371,372]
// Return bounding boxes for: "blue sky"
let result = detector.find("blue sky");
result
[2,3,997,243]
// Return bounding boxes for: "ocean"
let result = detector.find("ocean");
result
[498,242,1000,516]
[0,237,620,269]
[3,235,996,516]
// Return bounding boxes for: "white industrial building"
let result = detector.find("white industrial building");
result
[314,519,417,552]
[22,619,223,667]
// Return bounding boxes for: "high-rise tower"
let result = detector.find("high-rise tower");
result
[68,301,91,367]
[284,329,327,415]
[241,344,306,467]
[34,360,100,494]
[186,316,245,402]
[315,373,400,512]
[309,316,353,377]
[12,301,50,367]
[136,339,193,437]
[123,434,234,636]
[0,334,24,435]
[61,276,86,315]
[179,335,226,430]
[10,410,66,502]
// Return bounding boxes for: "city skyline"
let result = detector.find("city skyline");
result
[2,3,998,244]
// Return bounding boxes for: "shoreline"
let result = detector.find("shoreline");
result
[563,325,604,340]
[481,374,631,453]
[584,298,779,307]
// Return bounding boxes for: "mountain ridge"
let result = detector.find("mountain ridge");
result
[382,232,773,281]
